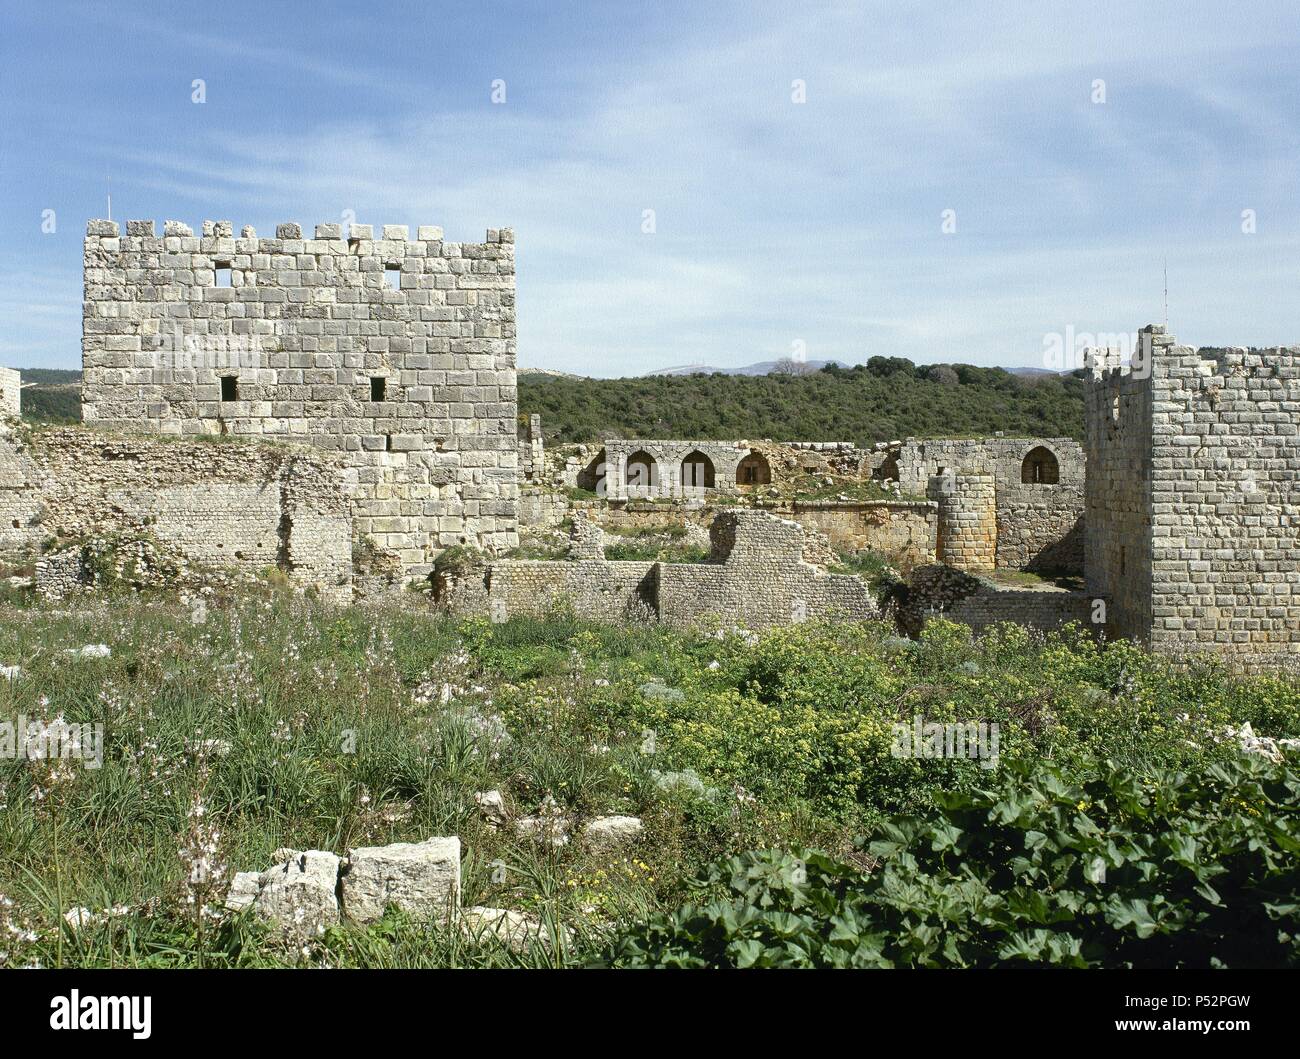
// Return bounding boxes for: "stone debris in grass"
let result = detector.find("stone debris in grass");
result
[583,815,643,851]
[341,836,461,925]
[459,906,571,953]
[0,665,18,681]
[1220,722,1300,764]
[474,789,508,828]
[65,644,111,659]
[62,904,132,932]
[515,796,572,848]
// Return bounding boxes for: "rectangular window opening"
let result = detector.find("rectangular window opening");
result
[215,265,232,288]
[220,376,238,402]
[370,377,386,402]
[385,433,393,452]
[385,266,401,291]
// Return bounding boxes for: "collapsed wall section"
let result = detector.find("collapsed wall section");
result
[79,219,518,579]
[2,425,352,601]
[441,509,876,630]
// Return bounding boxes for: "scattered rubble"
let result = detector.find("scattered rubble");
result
[474,790,508,828]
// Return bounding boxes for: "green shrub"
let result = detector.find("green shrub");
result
[605,753,1300,968]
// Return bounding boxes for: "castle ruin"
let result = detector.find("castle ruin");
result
[4,221,1298,665]
[1086,325,1300,660]
[79,218,518,579]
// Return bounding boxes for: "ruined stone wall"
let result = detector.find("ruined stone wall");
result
[995,486,1085,573]
[0,421,44,552]
[895,435,1084,573]
[1085,332,1158,642]
[79,218,518,579]
[1,425,352,601]
[485,560,658,623]
[1088,328,1300,658]
[898,564,1092,638]
[928,472,997,571]
[577,499,936,568]
[602,439,750,500]
[518,487,569,529]
[655,510,877,629]
[445,509,876,631]
[0,368,19,417]
[787,501,936,569]
[518,414,544,482]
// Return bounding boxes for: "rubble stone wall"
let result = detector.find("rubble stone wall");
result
[1,425,352,601]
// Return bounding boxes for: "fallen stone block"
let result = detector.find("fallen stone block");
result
[583,815,644,851]
[474,790,507,828]
[514,796,572,848]
[341,836,461,924]
[459,906,570,953]
[252,851,342,940]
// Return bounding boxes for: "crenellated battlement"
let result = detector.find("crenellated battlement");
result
[80,213,520,580]
[86,219,513,248]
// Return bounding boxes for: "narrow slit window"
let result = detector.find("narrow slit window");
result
[385,266,401,291]
[215,265,232,288]
[385,433,393,451]
[220,376,238,402]
[370,377,386,402]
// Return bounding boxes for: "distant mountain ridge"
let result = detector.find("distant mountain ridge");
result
[644,359,846,377]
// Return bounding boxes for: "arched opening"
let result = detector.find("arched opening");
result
[1021,446,1060,485]
[625,450,657,491]
[680,451,715,489]
[577,448,606,494]
[736,450,771,486]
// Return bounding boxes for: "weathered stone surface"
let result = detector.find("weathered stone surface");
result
[448,509,877,631]
[514,798,572,848]
[224,872,261,913]
[459,906,569,952]
[341,836,460,923]
[79,218,520,580]
[11,425,353,603]
[583,815,643,850]
[251,851,342,939]
[474,790,507,828]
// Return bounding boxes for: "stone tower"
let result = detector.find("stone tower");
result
[80,219,519,579]
[1086,324,1300,660]
[927,471,997,571]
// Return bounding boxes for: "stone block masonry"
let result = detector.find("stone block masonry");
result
[898,564,1092,639]
[441,509,877,630]
[0,368,19,417]
[893,436,1085,574]
[1087,326,1300,661]
[927,472,997,571]
[79,219,518,579]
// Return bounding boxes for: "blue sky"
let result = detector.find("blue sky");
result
[2,0,1299,375]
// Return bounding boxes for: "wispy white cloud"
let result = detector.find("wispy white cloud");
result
[3,1,1300,372]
